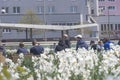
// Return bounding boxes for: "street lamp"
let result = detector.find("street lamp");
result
[0,8,6,22]
[107,7,110,39]
[43,0,47,41]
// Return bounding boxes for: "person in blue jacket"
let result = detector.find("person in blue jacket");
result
[30,39,44,55]
[17,42,28,54]
[75,34,88,50]
[103,38,113,50]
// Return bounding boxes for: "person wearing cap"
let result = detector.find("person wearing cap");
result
[63,34,71,48]
[75,34,88,50]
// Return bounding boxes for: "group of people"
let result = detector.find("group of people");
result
[0,39,44,57]
[55,34,120,52]
[0,34,120,56]
[74,34,120,51]
[17,39,44,55]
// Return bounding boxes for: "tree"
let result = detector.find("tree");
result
[19,10,44,40]
[20,10,43,24]
[76,27,92,35]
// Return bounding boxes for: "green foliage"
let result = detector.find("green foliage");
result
[2,66,11,80]
[89,53,105,80]
[21,56,37,80]
[69,72,83,80]
[90,65,105,80]
[47,71,60,79]
[52,55,60,69]
[0,74,3,80]
[21,57,33,70]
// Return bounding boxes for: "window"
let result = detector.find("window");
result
[107,24,110,31]
[108,0,115,1]
[71,0,76,1]
[1,7,9,14]
[110,24,113,31]
[99,0,105,1]
[3,28,11,33]
[91,9,94,14]
[48,6,55,13]
[37,0,43,1]
[104,24,106,31]
[115,24,117,30]
[48,0,53,1]
[99,6,105,15]
[118,24,120,30]
[13,7,20,13]
[99,6,105,10]
[14,0,20,1]
[101,24,104,31]
[3,0,9,1]
[70,6,77,13]
[108,6,115,10]
[37,6,44,13]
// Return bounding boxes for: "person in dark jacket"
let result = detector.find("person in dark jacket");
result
[63,34,71,48]
[90,40,97,50]
[118,39,120,45]
[75,34,88,50]
[30,39,44,55]
[0,41,6,57]
[55,39,67,52]
[17,42,28,54]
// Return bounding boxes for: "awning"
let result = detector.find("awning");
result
[0,23,98,30]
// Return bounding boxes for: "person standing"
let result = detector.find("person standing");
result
[75,34,88,50]
[17,42,29,54]
[30,39,44,55]
[63,34,71,48]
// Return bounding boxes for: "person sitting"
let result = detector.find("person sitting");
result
[97,40,104,52]
[118,39,120,46]
[30,39,44,55]
[17,42,29,54]
[75,34,88,50]
[55,39,67,53]
[0,41,6,57]
[102,38,114,50]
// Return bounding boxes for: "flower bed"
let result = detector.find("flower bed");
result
[0,46,120,80]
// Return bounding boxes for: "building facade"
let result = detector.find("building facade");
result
[0,0,99,41]
[97,0,120,39]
